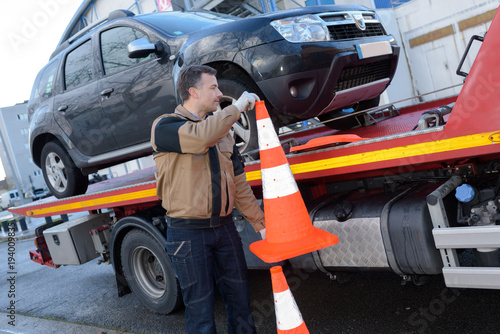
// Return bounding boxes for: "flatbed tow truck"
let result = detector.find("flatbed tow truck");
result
[10,8,500,315]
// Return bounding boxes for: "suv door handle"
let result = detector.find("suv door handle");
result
[100,88,114,96]
[57,105,68,112]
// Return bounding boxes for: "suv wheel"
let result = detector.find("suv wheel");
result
[40,141,89,198]
[216,78,260,154]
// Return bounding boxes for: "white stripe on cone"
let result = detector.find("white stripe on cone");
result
[257,118,281,150]
[262,163,299,199]
[274,289,304,330]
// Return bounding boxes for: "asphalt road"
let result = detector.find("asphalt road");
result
[1,237,500,334]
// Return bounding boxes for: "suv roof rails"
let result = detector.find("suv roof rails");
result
[50,9,136,60]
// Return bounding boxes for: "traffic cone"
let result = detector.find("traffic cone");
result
[249,101,339,263]
[271,266,309,333]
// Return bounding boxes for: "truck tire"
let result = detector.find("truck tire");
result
[40,141,88,198]
[121,229,183,314]
[217,78,260,154]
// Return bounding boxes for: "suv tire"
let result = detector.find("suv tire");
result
[40,141,89,198]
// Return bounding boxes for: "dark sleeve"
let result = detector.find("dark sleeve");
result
[231,145,245,176]
[152,116,187,153]
[152,106,241,155]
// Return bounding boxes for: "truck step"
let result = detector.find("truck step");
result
[443,267,500,289]
[433,225,500,249]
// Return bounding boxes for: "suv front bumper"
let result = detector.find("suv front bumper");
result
[244,39,399,120]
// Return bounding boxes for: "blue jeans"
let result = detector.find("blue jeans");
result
[166,222,256,334]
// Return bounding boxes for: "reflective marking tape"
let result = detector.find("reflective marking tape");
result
[262,164,298,199]
[274,290,304,330]
[246,132,497,181]
[257,118,281,150]
[26,188,157,216]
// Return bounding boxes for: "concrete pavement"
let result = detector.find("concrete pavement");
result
[0,211,141,334]
[0,313,136,334]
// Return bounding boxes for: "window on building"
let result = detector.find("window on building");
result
[100,27,151,75]
[17,114,28,121]
[65,40,93,90]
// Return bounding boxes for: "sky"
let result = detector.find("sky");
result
[0,1,83,106]
[0,0,83,180]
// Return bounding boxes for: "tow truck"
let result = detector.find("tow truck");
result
[10,8,500,315]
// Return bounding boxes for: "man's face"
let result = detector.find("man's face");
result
[194,73,223,113]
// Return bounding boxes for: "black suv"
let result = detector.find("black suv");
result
[28,6,399,198]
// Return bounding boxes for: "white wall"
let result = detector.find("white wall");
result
[394,0,500,102]
[376,8,414,107]
[334,0,373,9]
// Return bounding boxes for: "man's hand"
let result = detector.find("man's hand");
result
[234,91,260,112]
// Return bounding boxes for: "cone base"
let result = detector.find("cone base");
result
[250,227,339,263]
[277,321,309,334]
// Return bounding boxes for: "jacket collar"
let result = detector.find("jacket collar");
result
[175,105,208,122]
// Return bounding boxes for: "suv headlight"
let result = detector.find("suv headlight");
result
[271,15,330,43]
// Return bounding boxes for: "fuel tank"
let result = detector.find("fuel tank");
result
[311,183,452,275]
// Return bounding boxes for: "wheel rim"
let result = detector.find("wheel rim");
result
[131,246,166,298]
[44,152,68,193]
[217,95,252,152]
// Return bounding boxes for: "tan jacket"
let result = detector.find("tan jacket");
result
[151,105,265,232]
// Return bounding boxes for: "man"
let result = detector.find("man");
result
[151,65,266,334]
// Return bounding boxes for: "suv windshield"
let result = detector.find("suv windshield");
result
[136,11,238,36]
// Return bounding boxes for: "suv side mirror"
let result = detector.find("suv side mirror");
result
[128,38,164,58]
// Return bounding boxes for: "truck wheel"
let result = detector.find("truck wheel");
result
[40,141,88,198]
[121,229,183,314]
[217,78,260,154]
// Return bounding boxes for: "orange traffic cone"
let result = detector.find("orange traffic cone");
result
[271,266,309,333]
[249,101,339,263]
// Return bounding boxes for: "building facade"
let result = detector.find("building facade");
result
[0,102,45,195]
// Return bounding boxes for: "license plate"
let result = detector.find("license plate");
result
[356,41,392,59]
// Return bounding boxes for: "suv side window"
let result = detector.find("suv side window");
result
[101,27,151,75]
[64,40,93,90]
[34,59,59,99]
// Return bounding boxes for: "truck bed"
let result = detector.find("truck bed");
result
[281,96,457,146]
[12,93,500,219]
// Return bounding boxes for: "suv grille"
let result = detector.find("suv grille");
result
[328,23,386,40]
[335,59,392,92]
